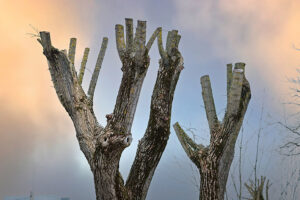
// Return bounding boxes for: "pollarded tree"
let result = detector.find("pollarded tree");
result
[173,63,251,200]
[38,18,183,200]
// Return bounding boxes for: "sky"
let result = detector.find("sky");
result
[1,0,300,199]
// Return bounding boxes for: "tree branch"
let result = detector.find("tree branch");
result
[170,55,184,97]
[134,20,147,63]
[126,29,183,199]
[115,24,126,60]
[68,38,76,66]
[107,19,156,135]
[166,30,178,55]
[78,48,90,85]
[40,31,52,52]
[175,34,181,48]
[200,75,218,131]
[173,122,205,167]
[165,31,173,55]
[227,63,233,99]
[39,31,103,164]
[226,67,244,116]
[157,27,167,60]
[218,63,251,198]
[87,37,108,101]
[125,18,134,52]
[145,27,160,52]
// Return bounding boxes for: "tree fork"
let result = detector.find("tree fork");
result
[174,63,251,200]
[39,18,183,200]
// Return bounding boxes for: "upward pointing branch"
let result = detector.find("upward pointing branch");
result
[78,48,90,85]
[125,18,134,52]
[126,27,183,199]
[109,19,161,135]
[157,27,167,60]
[134,20,147,61]
[200,75,218,130]
[68,38,77,66]
[173,122,205,167]
[227,68,244,116]
[227,63,233,99]
[166,30,178,55]
[39,31,102,164]
[146,28,160,52]
[115,24,126,60]
[175,34,181,48]
[40,32,52,53]
[88,37,108,101]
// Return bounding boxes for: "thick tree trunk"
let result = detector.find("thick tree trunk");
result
[199,160,220,200]
[93,154,123,200]
[126,53,183,199]
[126,29,183,200]
[38,19,183,200]
[92,147,129,200]
[174,63,251,200]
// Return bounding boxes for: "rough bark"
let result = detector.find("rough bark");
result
[126,28,183,199]
[39,18,183,200]
[174,63,251,200]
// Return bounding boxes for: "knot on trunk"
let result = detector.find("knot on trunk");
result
[106,113,114,121]
[98,129,132,152]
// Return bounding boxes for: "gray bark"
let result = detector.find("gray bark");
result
[126,28,183,199]
[39,18,183,200]
[174,63,251,200]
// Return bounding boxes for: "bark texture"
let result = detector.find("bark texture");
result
[173,63,251,200]
[39,18,183,200]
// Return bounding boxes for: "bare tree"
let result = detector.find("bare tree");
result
[277,68,300,155]
[244,176,270,200]
[173,63,251,200]
[38,18,183,200]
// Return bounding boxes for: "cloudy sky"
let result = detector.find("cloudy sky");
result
[1,0,300,199]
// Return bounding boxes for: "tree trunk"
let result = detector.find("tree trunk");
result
[199,160,219,200]
[174,63,251,200]
[92,147,129,200]
[93,153,123,200]
[38,18,183,200]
